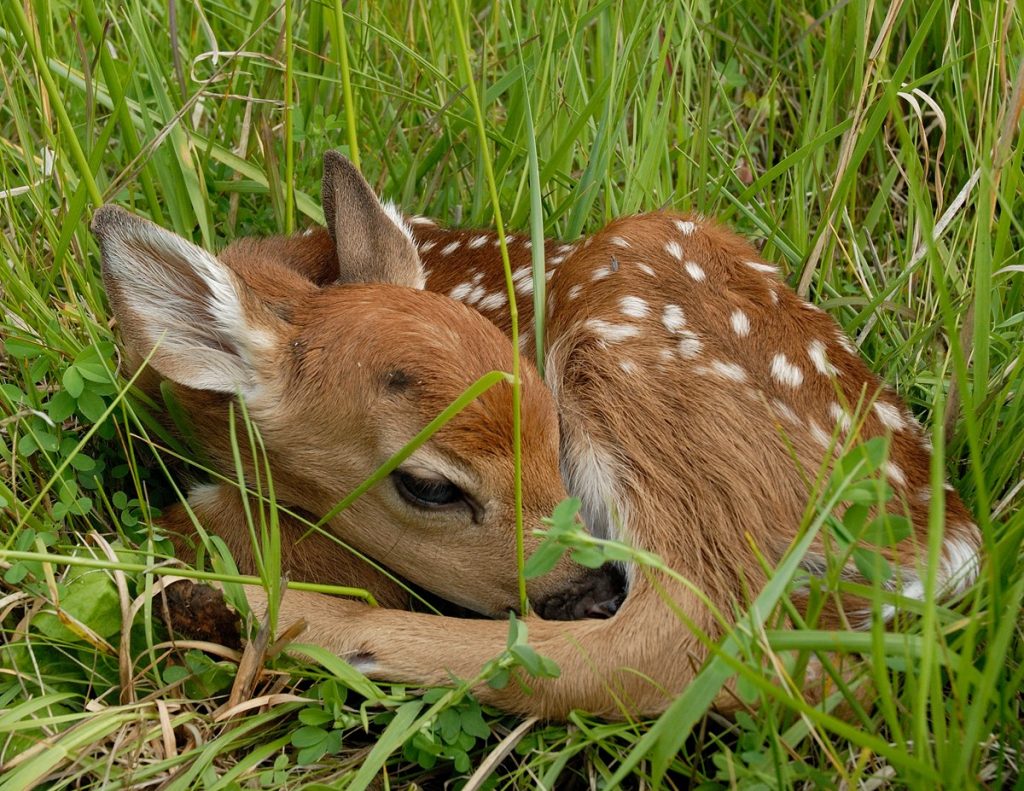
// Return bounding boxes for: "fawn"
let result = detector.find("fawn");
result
[91,152,981,718]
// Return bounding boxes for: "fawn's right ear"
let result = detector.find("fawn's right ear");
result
[91,206,287,397]
[321,151,424,289]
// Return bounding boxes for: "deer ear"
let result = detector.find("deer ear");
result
[321,151,424,289]
[91,206,285,396]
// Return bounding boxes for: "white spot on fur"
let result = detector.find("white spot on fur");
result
[808,420,831,448]
[874,401,906,431]
[418,240,436,254]
[704,360,747,382]
[674,219,696,235]
[771,399,799,424]
[942,532,980,593]
[619,359,638,375]
[558,244,574,254]
[885,461,907,487]
[449,283,472,301]
[620,296,650,319]
[408,216,435,226]
[730,310,750,337]
[836,332,857,354]
[808,340,837,376]
[586,319,640,343]
[665,241,683,261]
[677,332,703,358]
[829,402,852,431]
[549,255,565,265]
[476,291,507,311]
[524,240,533,250]
[684,261,706,281]
[515,277,534,296]
[469,235,488,249]
[592,266,612,281]
[610,236,630,248]
[568,284,583,301]
[769,289,779,305]
[746,261,779,274]
[638,263,655,276]
[662,304,686,334]
[770,354,803,387]
[440,240,461,256]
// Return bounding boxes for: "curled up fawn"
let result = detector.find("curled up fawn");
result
[90,152,981,719]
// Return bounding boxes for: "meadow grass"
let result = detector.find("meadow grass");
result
[1,0,1023,787]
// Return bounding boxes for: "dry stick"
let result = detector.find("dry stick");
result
[90,532,136,705]
[463,717,540,791]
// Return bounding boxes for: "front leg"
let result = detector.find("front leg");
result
[246,584,706,719]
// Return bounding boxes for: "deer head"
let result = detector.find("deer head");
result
[91,160,624,619]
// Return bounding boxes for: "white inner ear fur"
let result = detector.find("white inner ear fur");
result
[101,218,273,396]
[378,199,425,290]
[380,199,416,247]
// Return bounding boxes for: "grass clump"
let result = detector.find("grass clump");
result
[1,0,1022,787]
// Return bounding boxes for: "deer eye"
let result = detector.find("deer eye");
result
[392,470,464,508]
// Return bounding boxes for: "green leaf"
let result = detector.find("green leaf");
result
[853,548,894,584]
[5,337,43,359]
[62,366,84,398]
[860,515,913,547]
[290,725,329,749]
[524,541,566,579]
[76,389,106,423]
[33,567,122,642]
[570,546,605,568]
[47,391,76,423]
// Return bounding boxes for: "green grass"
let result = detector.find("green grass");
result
[1,0,1023,787]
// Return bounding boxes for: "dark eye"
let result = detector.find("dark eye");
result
[393,470,464,508]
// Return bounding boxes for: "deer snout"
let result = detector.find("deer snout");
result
[532,564,627,621]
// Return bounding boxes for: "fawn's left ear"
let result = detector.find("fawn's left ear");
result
[91,205,288,397]
[321,151,424,289]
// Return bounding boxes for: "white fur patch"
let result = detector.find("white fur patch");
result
[662,304,686,334]
[807,340,837,376]
[469,235,489,249]
[477,291,507,311]
[808,419,831,448]
[730,309,750,337]
[619,296,650,318]
[586,319,640,343]
[665,241,683,261]
[674,219,696,235]
[771,399,799,424]
[380,200,415,245]
[418,240,436,254]
[684,262,706,281]
[746,261,779,274]
[610,236,630,248]
[885,461,907,487]
[568,284,583,301]
[705,360,747,382]
[440,240,461,255]
[874,401,906,431]
[638,263,655,276]
[770,354,803,387]
[677,332,703,358]
[449,283,473,301]
[828,402,852,432]
[592,266,613,281]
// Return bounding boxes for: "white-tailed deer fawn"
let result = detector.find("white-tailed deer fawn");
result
[92,152,981,719]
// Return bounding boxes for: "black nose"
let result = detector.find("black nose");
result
[533,564,627,621]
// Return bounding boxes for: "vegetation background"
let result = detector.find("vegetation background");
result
[1,0,1022,787]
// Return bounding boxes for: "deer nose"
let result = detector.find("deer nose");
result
[532,564,627,621]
